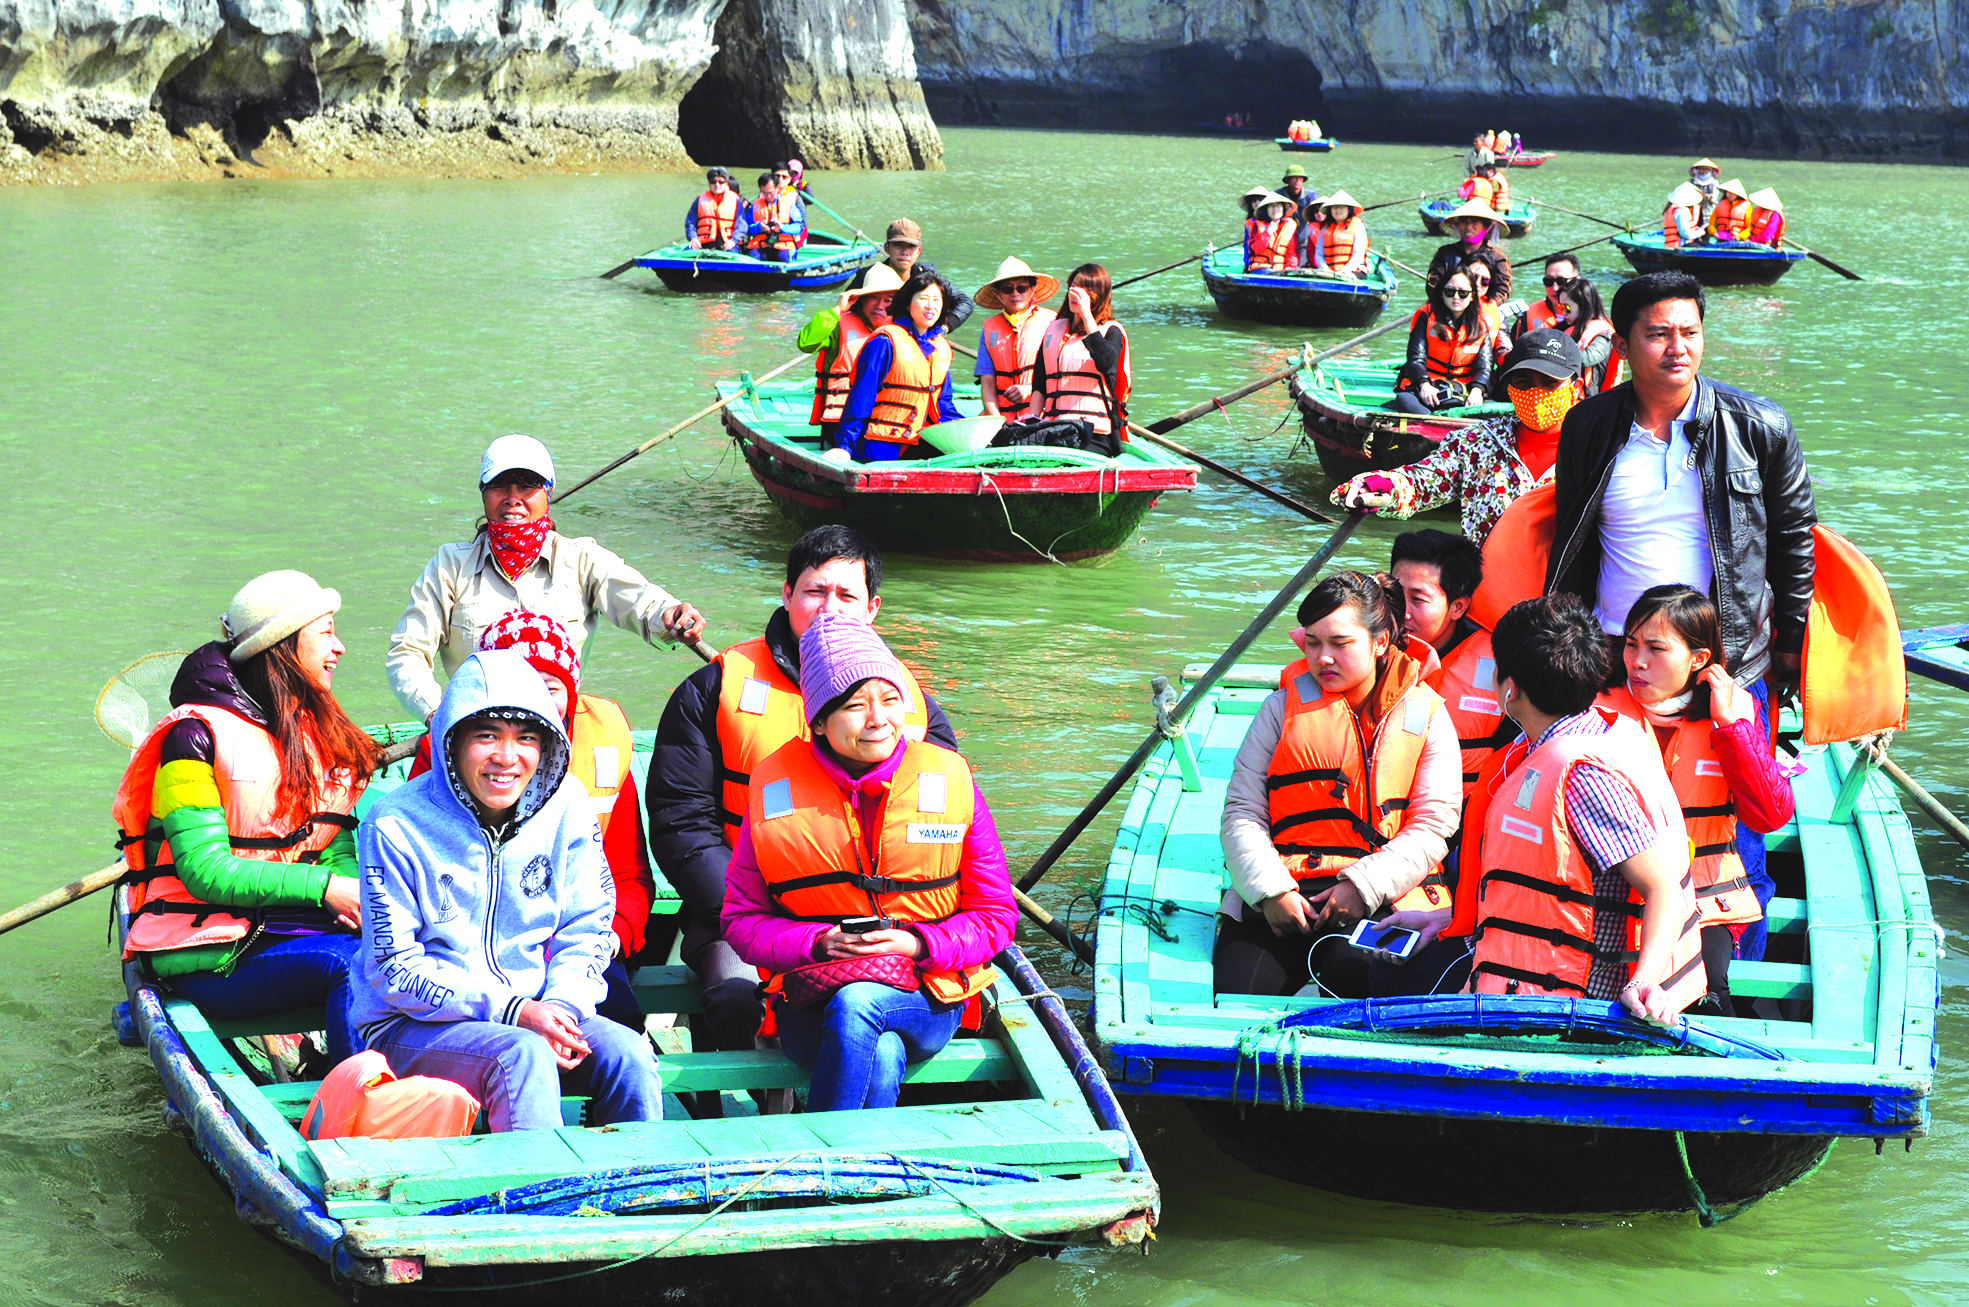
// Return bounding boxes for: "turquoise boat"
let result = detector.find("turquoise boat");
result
[717,377,1197,561]
[110,725,1157,1302]
[1286,354,1512,479]
[1200,246,1397,328]
[1090,663,1938,1217]
[634,232,881,293]
[1421,197,1536,239]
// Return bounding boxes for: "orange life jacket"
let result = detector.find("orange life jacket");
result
[714,636,930,848]
[1459,176,1497,210]
[748,737,995,1005]
[1481,131,1498,152]
[1576,318,1622,394]
[301,1050,481,1141]
[112,705,360,961]
[1709,196,1751,240]
[744,196,798,253]
[1037,318,1131,439]
[863,323,951,446]
[1801,526,1907,745]
[695,190,739,245]
[1598,687,1760,928]
[809,312,876,426]
[1245,217,1299,272]
[1405,304,1485,389]
[1316,217,1367,269]
[1463,708,1707,1011]
[1750,208,1785,247]
[978,307,1058,422]
[1491,175,1510,211]
[1467,481,1556,629]
[1425,628,1514,801]
[1662,202,1698,249]
[569,695,634,836]
[1266,659,1453,913]
[1520,300,1563,335]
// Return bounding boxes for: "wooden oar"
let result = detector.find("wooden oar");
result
[1361,189,1458,215]
[1112,252,1206,290]
[1013,885,1093,964]
[1526,230,1622,266]
[1876,754,1969,855]
[1379,251,1429,281]
[553,352,809,503]
[1128,420,1332,524]
[0,861,126,938]
[1523,195,1636,232]
[600,255,643,281]
[1787,240,1865,282]
[1016,513,1365,892]
[799,194,875,247]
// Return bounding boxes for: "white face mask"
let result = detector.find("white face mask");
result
[1640,689,1694,725]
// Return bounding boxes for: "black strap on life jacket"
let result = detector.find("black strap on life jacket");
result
[225,811,358,852]
[1469,959,1588,996]
[1696,874,1752,898]
[1266,766,1349,791]
[1681,802,1735,820]
[1690,840,1736,859]
[766,867,963,902]
[1472,916,1595,955]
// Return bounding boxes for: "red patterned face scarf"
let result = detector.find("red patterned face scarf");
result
[487,516,552,581]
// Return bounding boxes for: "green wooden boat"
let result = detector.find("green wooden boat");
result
[1090,664,1938,1216]
[111,725,1157,1302]
[1286,355,1512,480]
[717,377,1197,561]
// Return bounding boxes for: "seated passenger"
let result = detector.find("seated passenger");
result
[1662,182,1704,249]
[1549,276,1619,393]
[1510,254,1580,341]
[1280,165,1320,261]
[832,269,963,462]
[1309,191,1369,277]
[1393,530,1516,803]
[740,172,802,263]
[1604,585,1791,1012]
[1337,328,1582,540]
[1458,161,1506,214]
[1707,178,1752,241]
[973,257,1061,423]
[684,167,740,251]
[354,650,662,1132]
[1464,132,1493,177]
[1214,572,1460,997]
[113,571,375,1069]
[799,265,904,447]
[1746,188,1786,247]
[1244,193,1300,272]
[1391,266,1492,414]
[1428,595,1707,1024]
[1688,159,1723,229]
[721,614,1016,1112]
[1026,263,1132,447]
[771,162,808,248]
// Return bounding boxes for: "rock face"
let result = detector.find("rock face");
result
[908,0,1967,161]
[679,0,942,169]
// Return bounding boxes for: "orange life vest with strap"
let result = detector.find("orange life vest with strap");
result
[1662,202,1698,249]
[1576,318,1622,394]
[569,695,634,837]
[978,307,1058,422]
[695,190,739,245]
[714,636,930,849]
[1801,525,1907,745]
[809,312,876,426]
[1709,196,1750,240]
[864,323,951,446]
[1459,176,1497,210]
[1266,660,1453,913]
[1598,688,1760,928]
[1491,174,1511,211]
[1425,628,1514,802]
[1037,318,1131,438]
[744,196,797,253]
[1750,207,1785,248]
[1245,217,1298,272]
[1317,217,1367,269]
[1462,708,1707,1011]
[748,738,995,1005]
[111,705,360,961]
[1520,299,1562,334]
[1405,305,1485,388]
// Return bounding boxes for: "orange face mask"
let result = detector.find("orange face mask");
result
[1510,378,1578,431]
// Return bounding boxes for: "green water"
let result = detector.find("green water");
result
[3,129,1966,1305]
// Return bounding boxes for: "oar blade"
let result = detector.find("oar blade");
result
[600,258,640,280]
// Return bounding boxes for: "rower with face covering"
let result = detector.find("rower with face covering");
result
[1336,328,1585,542]
[386,435,706,724]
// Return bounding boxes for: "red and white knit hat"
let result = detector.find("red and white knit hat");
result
[478,610,580,711]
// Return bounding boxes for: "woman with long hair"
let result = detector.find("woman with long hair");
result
[1028,262,1133,445]
[833,267,965,461]
[1554,276,1622,394]
[113,571,380,1067]
[1392,266,1492,414]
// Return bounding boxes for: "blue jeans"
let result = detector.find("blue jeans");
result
[371,1013,663,1132]
[168,933,361,1063]
[774,982,961,1112]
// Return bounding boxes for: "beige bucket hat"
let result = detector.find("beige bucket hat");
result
[974,256,1060,309]
[844,262,906,304]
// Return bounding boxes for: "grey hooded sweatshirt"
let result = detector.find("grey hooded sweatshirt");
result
[353,649,614,1044]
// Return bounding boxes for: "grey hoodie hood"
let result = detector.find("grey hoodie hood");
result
[431,649,571,831]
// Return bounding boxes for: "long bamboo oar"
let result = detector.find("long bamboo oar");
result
[1786,239,1865,282]
[1524,195,1637,232]
[799,193,875,248]
[1526,230,1622,266]
[1380,251,1429,281]
[0,862,126,937]
[1361,189,1458,214]
[1112,252,1206,290]
[601,255,643,280]
[1016,513,1364,892]
[1013,885,1093,964]
[554,352,809,503]
[1876,754,1969,855]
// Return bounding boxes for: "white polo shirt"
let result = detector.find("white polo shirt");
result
[1593,390,1712,634]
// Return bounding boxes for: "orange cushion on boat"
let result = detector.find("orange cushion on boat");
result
[1801,525,1906,745]
[301,1050,481,1141]
[1469,482,1557,631]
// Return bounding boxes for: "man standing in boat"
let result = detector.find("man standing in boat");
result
[1279,164,1319,264]
[846,219,974,330]
[643,527,960,1105]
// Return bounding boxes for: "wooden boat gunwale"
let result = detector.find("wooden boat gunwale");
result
[1273,137,1338,152]
[1499,151,1557,167]
[1286,355,1512,477]
[633,231,882,293]
[1902,624,1969,690]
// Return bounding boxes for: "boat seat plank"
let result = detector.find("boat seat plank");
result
[1727,960,1814,1000]
[627,964,708,1016]
[1765,896,1807,934]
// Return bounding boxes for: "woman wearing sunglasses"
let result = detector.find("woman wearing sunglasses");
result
[1390,267,1492,416]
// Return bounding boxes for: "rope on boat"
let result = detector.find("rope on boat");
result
[1671,1130,1833,1228]
[975,471,1063,564]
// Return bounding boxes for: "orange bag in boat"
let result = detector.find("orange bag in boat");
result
[1801,525,1906,745]
[301,1050,481,1141]
[1468,482,1557,630]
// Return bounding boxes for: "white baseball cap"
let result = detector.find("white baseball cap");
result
[480,434,554,488]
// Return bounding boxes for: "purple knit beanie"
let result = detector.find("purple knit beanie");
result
[799,611,909,724]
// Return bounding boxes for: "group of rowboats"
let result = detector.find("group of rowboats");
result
[97,133,1943,1305]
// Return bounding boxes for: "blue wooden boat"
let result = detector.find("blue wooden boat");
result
[109,727,1157,1302]
[1200,245,1396,328]
[633,231,880,293]
[1421,197,1535,239]
[1903,624,1969,690]
[1613,230,1806,287]
[1274,137,1337,152]
[1090,662,1938,1217]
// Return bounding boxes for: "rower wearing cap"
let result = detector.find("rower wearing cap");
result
[1309,191,1369,277]
[685,167,740,251]
[1279,163,1320,261]
[973,257,1061,423]
[1708,178,1752,241]
[386,435,707,723]
[797,263,906,442]
[1662,181,1704,249]
[845,219,975,329]
[1746,188,1785,247]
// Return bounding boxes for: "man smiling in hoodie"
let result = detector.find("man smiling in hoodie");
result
[353,648,661,1131]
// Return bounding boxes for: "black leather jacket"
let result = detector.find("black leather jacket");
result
[1545,375,1817,683]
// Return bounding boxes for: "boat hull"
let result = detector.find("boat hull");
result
[1274,138,1336,152]
[1287,367,1488,477]
[1500,152,1555,168]
[1421,199,1534,238]
[1613,232,1805,286]
[1201,248,1395,329]
[635,235,879,294]
[1189,1103,1833,1214]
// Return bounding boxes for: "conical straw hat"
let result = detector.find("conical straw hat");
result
[1445,197,1501,223]
[1322,189,1362,214]
[1746,187,1782,212]
[974,256,1060,309]
[1690,158,1720,171]
[1719,177,1749,199]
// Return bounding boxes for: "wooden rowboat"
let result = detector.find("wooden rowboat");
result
[633,232,881,293]
[1090,664,1938,1216]
[1421,198,1536,238]
[1902,624,1969,690]
[1274,137,1337,152]
[1499,151,1556,168]
[1286,355,1512,480]
[111,726,1158,1301]
[718,377,1197,562]
[1200,246,1396,329]
[1613,230,1807,287]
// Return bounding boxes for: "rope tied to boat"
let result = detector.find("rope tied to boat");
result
[1670,1130,1833,1228]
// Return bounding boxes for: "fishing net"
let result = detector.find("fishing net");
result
[95,651,190,750]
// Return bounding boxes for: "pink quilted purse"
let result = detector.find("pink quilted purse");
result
[777,953,921,1010]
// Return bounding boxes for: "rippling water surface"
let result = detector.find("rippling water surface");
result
[2,129,1965,1306]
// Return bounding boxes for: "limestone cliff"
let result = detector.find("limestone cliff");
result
[908,0,1966,161]
[678,0,942,169]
